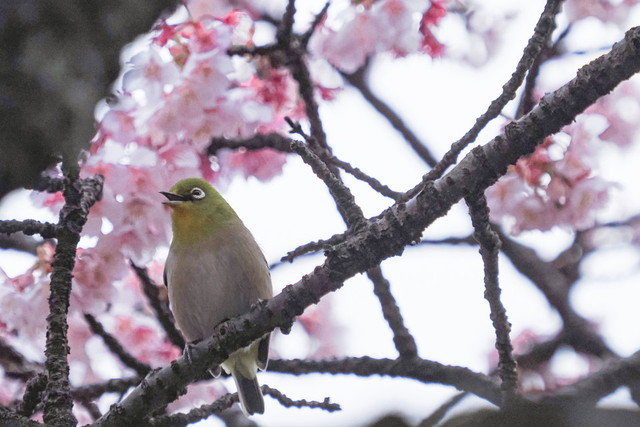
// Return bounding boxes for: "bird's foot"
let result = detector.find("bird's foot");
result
[184,340,222,378]
[183,340,201,365]
[208,365,222,378]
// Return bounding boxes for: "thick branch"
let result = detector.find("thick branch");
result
[545,351,640,405]
[207,133,293,156]
[44,171,103,426]
[0,220,58,239]
[269,357,502,407]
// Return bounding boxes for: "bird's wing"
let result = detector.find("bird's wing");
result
[257,335,270,371]
[163,265,168,288]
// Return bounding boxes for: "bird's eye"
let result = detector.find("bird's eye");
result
[190,187,205,200]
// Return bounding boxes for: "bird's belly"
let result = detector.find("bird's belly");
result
[166,248,252,342]
[168,277,220,342]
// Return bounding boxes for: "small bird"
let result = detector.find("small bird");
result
[161,177,272,415]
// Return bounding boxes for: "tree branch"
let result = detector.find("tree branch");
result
[329,156,402,200]
[544,351,640,405]
[269,357,502,407]
[342,65,438,167]
[44,170,103,426]
[367,268,418,358]
[84,313,151,377]
[262,385,340,412]
[466,194,517,400]
[290,139,365,228]
[411,0,564,188]
[0,220,58,239]
[207,133,294,156]
[16,373,47,417]
[130,262,185,349]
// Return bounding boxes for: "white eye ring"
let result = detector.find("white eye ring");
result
[191,187,205,200]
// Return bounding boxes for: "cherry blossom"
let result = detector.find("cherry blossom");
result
[486,116,614,234]
[564,0,640,24]
[309,0,447,73]
[485,75,640,234]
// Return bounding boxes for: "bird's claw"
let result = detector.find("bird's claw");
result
[183,340,200,365]
[184,340,221,378]
[208,365,222,378]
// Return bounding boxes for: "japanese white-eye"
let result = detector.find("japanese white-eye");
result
[161,177,272,415]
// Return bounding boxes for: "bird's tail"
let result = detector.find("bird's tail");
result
[233,371,264,416]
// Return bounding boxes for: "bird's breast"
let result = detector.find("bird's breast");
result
[165,223,272,342]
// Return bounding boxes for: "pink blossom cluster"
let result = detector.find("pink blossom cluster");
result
[564,0,640,24]
[310,0,447,73]
[486,133,610,234]
[487,81,639,234]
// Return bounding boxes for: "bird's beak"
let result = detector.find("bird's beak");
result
[160,191,187,206]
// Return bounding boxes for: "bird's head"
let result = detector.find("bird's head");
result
[161,178,237,241]
[161,177,215,207]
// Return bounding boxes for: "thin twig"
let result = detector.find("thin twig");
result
[27,175,65,193]
[263,385,341,412]
[367,268,417,358]
[300,2,330,48]
[515,24,573,118]
[130,262,185,349]
[290,138,365,228]
[77,398,102,421]
[495,228,615,359]
[329,156,402,200]
[544,351,640,406]
[408,0,563,197]
[419,392,468,427]
[148,393,238,427]
[277,0,297,47]
[466,192,517,401]
[226,44,278,57]
[84,313,151,377]
[284,42,329,154]
[342,65,438,167]
[0,337,42,379]
[280,233,348,263]
[0,233,44,255]
[71,377,140,401]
